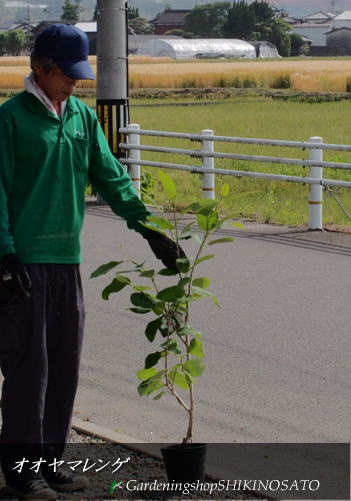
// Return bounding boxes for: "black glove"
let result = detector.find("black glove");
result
[144,229,187,271]
[0,254,31,306]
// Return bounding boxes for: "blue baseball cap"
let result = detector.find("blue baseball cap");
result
[34,23,95,80]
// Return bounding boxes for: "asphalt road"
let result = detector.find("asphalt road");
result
[72,203,350,444]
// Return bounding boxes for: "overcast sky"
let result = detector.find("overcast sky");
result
[276,0,350,15]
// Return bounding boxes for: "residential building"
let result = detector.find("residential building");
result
[326,27,351,53]
[301,10,335,23]
[150,9,190,35]
[333,11,351,29]
[291,24,332,47]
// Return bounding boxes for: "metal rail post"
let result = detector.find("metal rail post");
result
[308,136,323,230]
[128,124,141,198]
[201,129,215,199]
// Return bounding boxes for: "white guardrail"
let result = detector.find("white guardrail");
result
[119,124,351,230]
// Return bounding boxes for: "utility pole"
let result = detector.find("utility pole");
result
[27,0,31,30]
[96,0,129,160]
[76,0,80,21]
[331,0,335,13]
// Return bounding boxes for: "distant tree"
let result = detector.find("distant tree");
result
[269,18,291,56]
[93,4,98,20]
[128,17,153,34]
[61,0,79,22]
[0,33,7,56]
[6,30,29,55]
[250,0,275,40]
[250,0,275,24]
[290,32,304,56]
[164,29,185,36]
[223,0,255,39]
[224,0,291,56]
[128,6,139,19]
[184,2,231,38]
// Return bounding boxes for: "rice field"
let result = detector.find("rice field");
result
[2,56,351,92]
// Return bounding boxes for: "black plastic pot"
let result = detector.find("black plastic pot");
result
[161,443,207,483]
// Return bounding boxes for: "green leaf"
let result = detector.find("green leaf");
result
[102,275,131,300]
[180,231,202,244]
[157,285,185,302]
[178,277,191,288]
[178,326,201,337]
[137,379,163,396]
[208,237,235,245]
[197,213,219,231]
[132,285,152,292]
[145,351,162,369]
[195,254,215,266]
[191,286,212,297]
[139,269,156,278]
[158,170,177,200]
[130,292,157,310]
[147,215,174,230]
[169,371,190,390]
[137,367,158,380]
[161,339,181,354]
[140,222,165,234]
[145,317,163,342]
[192,277,211,289]
[221,183,230,197]
[188,338,205,358]
[90,261,123,278]
[232,221,244,229]
[182,202,199,214]
[158,268,179,276]
[211,294,221,307]
[181,222,195,234]
[197,199,218,215]
[129,307,151,314]
[153,391,166,400]
[182,199,217,215]
[183,359,206,377]
[176,258,190,273]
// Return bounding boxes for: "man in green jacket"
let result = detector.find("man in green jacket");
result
[0,24,184,500]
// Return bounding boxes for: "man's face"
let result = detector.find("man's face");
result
[34,64,79,103]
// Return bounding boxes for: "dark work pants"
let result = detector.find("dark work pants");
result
[0,264,85,478]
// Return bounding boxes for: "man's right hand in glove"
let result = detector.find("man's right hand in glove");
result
[144,229,187,271]
[0,254,31,307]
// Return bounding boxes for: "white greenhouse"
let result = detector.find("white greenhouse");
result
[136,38,257,59]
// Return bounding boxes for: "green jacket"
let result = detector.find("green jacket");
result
[0,91,151,263]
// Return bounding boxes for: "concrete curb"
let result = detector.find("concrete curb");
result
[71,417,146,445]
[71,417,163,460]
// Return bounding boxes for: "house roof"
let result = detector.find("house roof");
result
[152,10,190,26]
[293,23,332,28]
[333,11,351,20]
[299,35,313,42]
[326,26,351,34]
[283,16,302,24]
[75,22,96,33]
[302,10,335,20]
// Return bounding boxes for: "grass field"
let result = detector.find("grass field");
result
[2,56,351,92]
[122,98,351,228]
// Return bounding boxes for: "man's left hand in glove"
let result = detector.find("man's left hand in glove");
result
[144,229,187,271]
[0,254,32,307]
